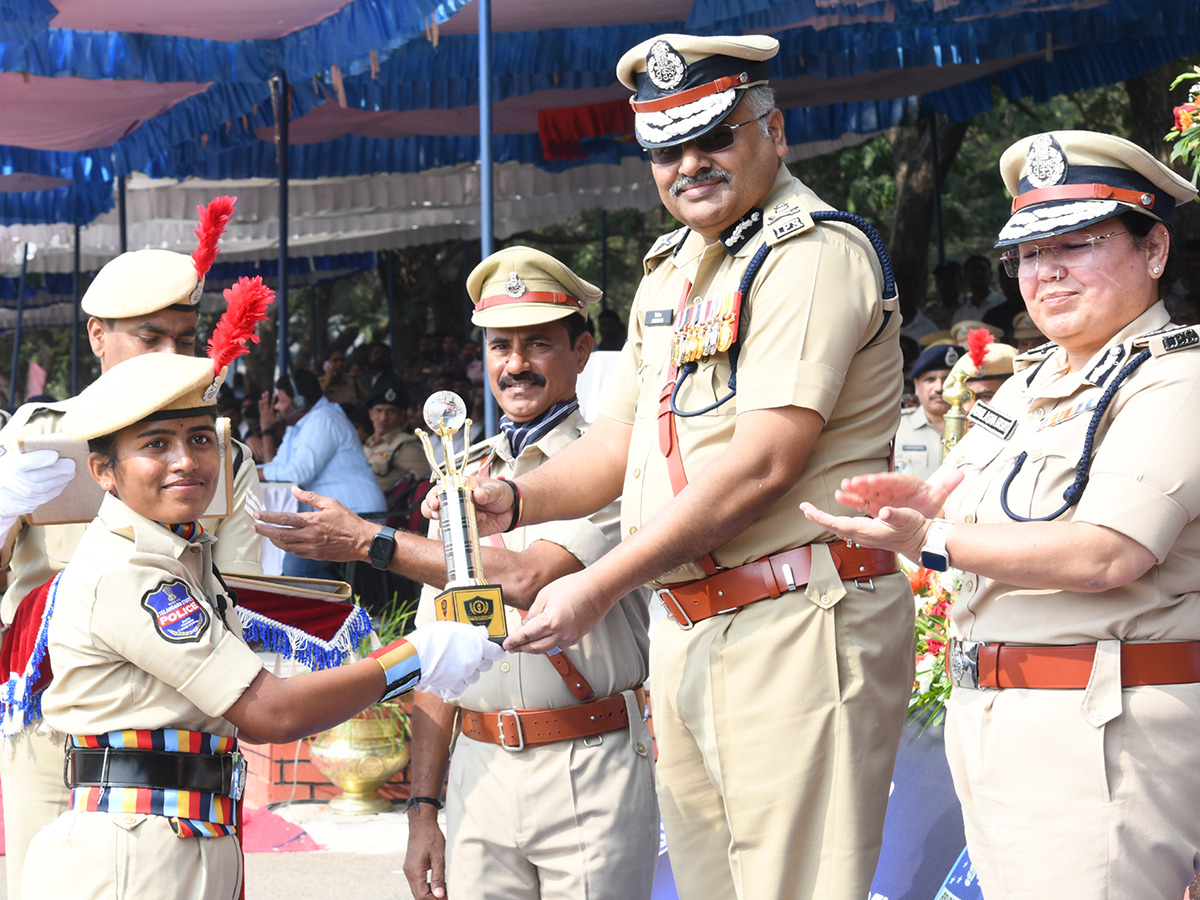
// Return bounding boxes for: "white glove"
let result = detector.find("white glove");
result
[0,449,75,539]
[407,622,504,700]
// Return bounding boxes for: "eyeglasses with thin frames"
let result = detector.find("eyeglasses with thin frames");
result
[646,111,773,167]
[999,231,1127,278]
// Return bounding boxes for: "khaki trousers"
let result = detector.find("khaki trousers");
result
[650,572,914,900]
[22,808,242,900]
[1,721,70,900]
[446,689,658,900]
[947,678,1200,899]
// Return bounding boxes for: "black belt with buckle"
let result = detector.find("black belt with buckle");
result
[65,746,246,799]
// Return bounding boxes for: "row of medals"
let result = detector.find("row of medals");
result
[670,291,741,368]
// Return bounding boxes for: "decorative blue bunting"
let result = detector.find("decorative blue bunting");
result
[235,603,375,672]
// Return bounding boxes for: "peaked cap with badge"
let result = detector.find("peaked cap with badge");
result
[468,245,602,329]
[367,381,405,410]
[616,33,778,149]
[996,131,1197,247]
[911,343,965,380]
[81,196,236,319]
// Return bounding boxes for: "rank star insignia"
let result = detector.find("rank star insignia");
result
[505,272,527,298]
[1025,133,1067,189]
[646,40,686,91]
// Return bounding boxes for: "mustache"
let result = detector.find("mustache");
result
[498,372,547,390]
[669,166,732,197]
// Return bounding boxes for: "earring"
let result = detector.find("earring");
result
[1153,265,1162,274]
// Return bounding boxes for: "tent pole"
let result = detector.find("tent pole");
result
[118,175,128,253]
[71,223,81,395]
[275,73,291,378]
[386,251,400,362]
[479,0,498,436]
[928,107,945,266]
[8,243,28,410]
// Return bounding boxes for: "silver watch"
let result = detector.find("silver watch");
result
[919,518,954,572]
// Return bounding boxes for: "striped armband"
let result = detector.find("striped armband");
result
[369,639,421,702]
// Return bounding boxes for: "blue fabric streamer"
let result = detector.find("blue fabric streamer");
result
[0,571,61,737]
[234,603,375,672]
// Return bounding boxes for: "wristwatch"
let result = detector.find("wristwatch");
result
[919,518,954,572]
[368,526,397,570]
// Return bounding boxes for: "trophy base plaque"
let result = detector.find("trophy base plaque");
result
[435,585,508,644]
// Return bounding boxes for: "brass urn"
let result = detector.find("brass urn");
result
[307,701,410,814]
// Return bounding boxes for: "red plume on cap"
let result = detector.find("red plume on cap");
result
[191,196,237,279]
[967,328,994,371]
[207,276,274,375]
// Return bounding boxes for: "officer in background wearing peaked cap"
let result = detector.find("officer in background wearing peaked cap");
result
[895,343,965,480]
[467,34,911,900]
[801,130,1200,898]
[362,381,430,494]
[0,229,265,900]
[253,246,657,900]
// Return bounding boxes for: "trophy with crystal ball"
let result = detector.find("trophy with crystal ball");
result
[415,391,507,643]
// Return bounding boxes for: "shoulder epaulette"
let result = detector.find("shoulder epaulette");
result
[763,196,815,246]
[645,227,687,262]
[1135,324,1200,356]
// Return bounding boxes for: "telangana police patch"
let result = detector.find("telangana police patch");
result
[141,580,209,643]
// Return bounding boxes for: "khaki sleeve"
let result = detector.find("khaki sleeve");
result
[1072,354,1200,561]
[599,280,649,426]
[393,437,432,481]
[211,441,264,576]
[734,225,883,421]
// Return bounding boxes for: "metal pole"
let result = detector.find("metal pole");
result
[8,244,28,410]
[479,0,498,436]
[600,209,609,310]
[386,251,401,364]
[118,175,128,253]
[71,223,81,394]
[275,73,291,379]
[928,107,945,266]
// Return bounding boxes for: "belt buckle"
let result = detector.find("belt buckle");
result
[227,751,247,801]
[948,639,986,690]
[655,588,693,630]
[496,710,525,751]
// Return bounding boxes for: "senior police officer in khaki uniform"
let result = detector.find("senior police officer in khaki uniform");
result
[804,131,1200,899]
[362,382,430,493]
[458,36,913,900]
[895,343,964,480]
[252,247,657,900]
[0,245,264,900]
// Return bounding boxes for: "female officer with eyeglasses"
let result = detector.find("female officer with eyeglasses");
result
[802,131,1200,899]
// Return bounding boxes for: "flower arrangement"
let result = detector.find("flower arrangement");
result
[1164,65,1200,184]
[905,561,962,729]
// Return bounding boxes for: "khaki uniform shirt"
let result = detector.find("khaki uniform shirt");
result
[945,302,1200,644]
[363,428,431,494]
[0,400,263,625]
[41,494,264,737]
[601,165,902,587]
[893,406,943,481]
[416,410,651,712]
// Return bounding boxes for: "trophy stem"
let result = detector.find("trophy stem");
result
[438,485,488,589]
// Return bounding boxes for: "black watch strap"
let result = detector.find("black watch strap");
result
[368,525,397,570]
[405,795,444,813]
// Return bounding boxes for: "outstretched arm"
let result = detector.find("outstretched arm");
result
[402,691,456,900]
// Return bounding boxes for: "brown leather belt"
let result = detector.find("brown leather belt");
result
[947,638,1200,690]
[459,687,645,751]
[656,543,899,628]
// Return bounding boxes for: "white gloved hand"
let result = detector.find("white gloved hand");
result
[407,622,505,700]
[0,449,75,522]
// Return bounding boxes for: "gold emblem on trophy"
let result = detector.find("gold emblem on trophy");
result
[415,391,507,643]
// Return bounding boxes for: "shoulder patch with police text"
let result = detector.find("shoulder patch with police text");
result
[764,198,813,245]
[1143,325,1200,357]
[141,580,209,643]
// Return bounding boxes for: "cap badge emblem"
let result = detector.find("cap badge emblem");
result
[505,273,527,298]
[646,40,686,92]
[1025,134,1067,189]
[384,388,397,403]
[203,379,221,403]
[945,347,960,367]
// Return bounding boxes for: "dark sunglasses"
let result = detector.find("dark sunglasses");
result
[646,111,773,166]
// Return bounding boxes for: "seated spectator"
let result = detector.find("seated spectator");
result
[363,341,399,393]
[363,382,430,493]
[953,254,1006,323]
[897,272,939,343]
[321,348,367,407]
[256,368,385,578]
[462,339,484,383]
[927,261,962,328]
[1011,312,1046,353]
[984,262,1026,337]
[596,308,627,351]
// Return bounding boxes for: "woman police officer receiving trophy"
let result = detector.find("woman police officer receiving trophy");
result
[20,278,501,900]
[803,131,1200,899]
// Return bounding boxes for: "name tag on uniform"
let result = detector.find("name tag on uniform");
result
[967,401,1016,439]
[646,309,674,326]
[900,444,927,452]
